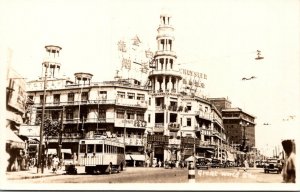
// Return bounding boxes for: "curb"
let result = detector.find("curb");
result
[6,173,64,180]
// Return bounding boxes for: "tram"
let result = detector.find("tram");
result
[78,137,125,174]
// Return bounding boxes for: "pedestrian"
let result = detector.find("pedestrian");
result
[243,159,249,172]
[52,155,59,173]
[281,139,296,183]
[158,160,161,167]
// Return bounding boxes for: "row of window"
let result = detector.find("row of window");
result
[116,111,144,120]
[117,92,145,100]
[32,91,146,104]
[79,144,124,154]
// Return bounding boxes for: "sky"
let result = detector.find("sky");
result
[1,0,300,156]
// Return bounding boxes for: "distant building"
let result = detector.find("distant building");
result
[210,98,256,150]
[222,108,256,149]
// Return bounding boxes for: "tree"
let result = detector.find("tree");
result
[43,118,61,137]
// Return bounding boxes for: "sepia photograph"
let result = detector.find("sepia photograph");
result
[0,0,299,191]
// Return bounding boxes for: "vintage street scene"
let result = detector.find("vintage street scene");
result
[1,0,299,190]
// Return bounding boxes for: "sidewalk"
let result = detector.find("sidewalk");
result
[5,166,81,180]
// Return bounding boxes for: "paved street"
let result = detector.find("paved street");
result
[7,167,283,183]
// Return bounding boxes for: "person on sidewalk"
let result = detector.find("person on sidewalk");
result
[282,139,296,183]
[52,155,59,173]
[243,159,249,172]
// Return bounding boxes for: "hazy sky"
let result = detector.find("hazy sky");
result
[1,0,299,156]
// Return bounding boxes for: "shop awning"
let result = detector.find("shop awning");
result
[6,128,25,149]
[185,156,195,162]
[47,148,57,154]
[125,154,145,161]
[61,149,72,154]
[130,155,145,161]
[125,154,131,160]
[28,138,39,144]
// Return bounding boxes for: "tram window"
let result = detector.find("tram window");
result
[104,144,107,153]
[96,144,103,153]
[80,144,86,153]
[87,144,94,153]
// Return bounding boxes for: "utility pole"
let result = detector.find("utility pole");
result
[123,111,127,167]
[37,63,48,174]
[58,106,64,160]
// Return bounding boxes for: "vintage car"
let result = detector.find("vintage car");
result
[195,157,210,169]
[210,159,221,168]
[264,158,282,174]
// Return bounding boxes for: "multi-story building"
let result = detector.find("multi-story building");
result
[24,45,150,166]
[146,13,227,164]
[210,98,256,150]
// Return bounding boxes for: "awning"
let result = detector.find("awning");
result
[185,156,195,162]
[125,154,145,161]
[207,150,214,154]
[47,148,57,154]
[130,155,145,161]
[6,128,25,149]
[125,154,131,160]
[28,138,39,144]
[61,149,72,154]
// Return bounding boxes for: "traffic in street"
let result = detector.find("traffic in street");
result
[9,166,282,183]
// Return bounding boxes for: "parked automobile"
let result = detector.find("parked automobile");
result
[264,158,282,174]
[196,157,209,169]
[210,159,221,168]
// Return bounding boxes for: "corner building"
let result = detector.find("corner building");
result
[147,13,227,164]
[25,45,149,166]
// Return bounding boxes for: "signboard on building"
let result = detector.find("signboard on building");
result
[179,68,207,91]
[7,68,27,114]
[147,135,169,145]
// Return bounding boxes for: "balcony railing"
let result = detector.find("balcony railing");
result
[116,98,147,108]
[213,113,223,126]
[195,111,213,121]
[168,123,180,131]
[35,99,148,108]
[63,118,115,124]
[153,127,164,133]
[200,128,212,136]
[149,70,181,77]
[155,123,164,128]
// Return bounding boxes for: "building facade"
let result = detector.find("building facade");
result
[6,65,27,171]
[210,98,256,151]
[24,45,150,166]
[20,13,254,167]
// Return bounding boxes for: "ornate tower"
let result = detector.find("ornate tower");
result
[149,13,181,94]
[41,45,62,79]
[147,13,183,162]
